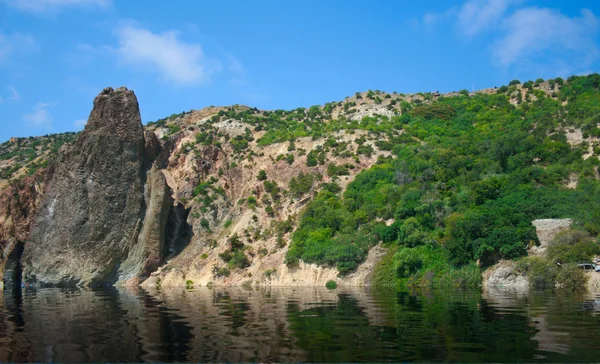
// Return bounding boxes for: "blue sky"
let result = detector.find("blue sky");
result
[0,0,599,142]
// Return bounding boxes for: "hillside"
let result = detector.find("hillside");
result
[1,75,600,290]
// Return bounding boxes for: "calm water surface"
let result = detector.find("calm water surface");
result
[1,286,600,362]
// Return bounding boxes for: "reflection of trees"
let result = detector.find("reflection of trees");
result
[287,289,546,362]
[2,287,600,362]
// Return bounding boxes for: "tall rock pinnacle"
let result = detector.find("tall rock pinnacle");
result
[22,87,171,287]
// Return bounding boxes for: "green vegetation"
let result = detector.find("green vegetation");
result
[285,74,600,288]
[516,228,600,291]
[219,234,250,270]
[0,132,77,181]
[325,280,337,289]
[257,169,267,181]
[264,268,277,278]
[289,172,317,199]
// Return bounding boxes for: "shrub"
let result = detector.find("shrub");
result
[228,250,250,269]
[518,257,558,290]
[555,263,588,292]
[547,229,600,264]
[394,248,423,278]
[213,266,230,277]
[264,268,277,278]
[224,219,232,228]
[327,163,349,177]
[200,218,211,230]
[289,172,315,198]
[325,280,337,289]
[257,170,267,181]
[410,103,456,120]
[509,79,521,86]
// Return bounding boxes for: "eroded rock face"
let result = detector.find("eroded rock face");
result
[0,173,44,287]
[482,260,529,294]
[530,219,573,256]
[118,166,173,285]
[22,87,171,287]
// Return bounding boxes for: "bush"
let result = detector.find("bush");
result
[394,248,423,278]
[228,250,250,269]
[200,218,210,230]
[257,170,267,181]
[518,257,558,290]
[325,280,337,289]
[547,229,600,264]
[555,263,588,292]
[411,103,456,120]
[264,268,277,278]
[509,79,521,86]
[213,266,230,277]
[289,172,315,198]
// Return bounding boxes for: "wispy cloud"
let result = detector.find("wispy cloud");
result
[457,0,521,35]
[23,102,54,128]
[73,118,87,129]
[1,0,110,14]
[112,22,220,86]
[492,8,599,67]
[412,8,456,29]
[0,32,36,62]
[7,85,19,101]
[0,85,20,104]
[420,1,599,74]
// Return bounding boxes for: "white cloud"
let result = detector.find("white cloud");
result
[457,0,521,35]
[492,8,599,66]
[7,85,19,101]
[411,7,456,29]
[0,32,36,62]
[73,119,87,129]
[112,23,217,85]
[23,102,53,128]
[420,1,600,73]
[1,0,110,14]
[227,54,245,75]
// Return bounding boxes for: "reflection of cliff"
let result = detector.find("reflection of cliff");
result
[146,287,309,362]
[0,291,30,362]
[482,290,576,359]
[2,287,600,362]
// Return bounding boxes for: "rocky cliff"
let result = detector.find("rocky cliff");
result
[0,173,44,289]
[20,87,172,287]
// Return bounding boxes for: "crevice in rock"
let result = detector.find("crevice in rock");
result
[164,203,193,259]
[3,241,24,291]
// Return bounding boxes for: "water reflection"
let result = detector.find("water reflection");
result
[0,286,599,362]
